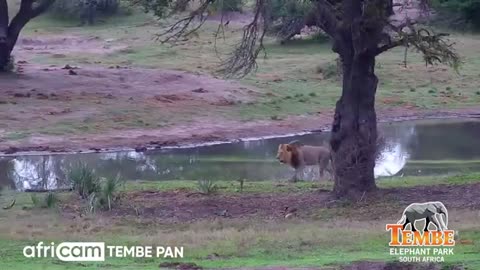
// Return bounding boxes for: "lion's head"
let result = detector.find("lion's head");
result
[276,144,292,164]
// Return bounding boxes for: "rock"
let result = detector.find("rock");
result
[68,70,78,75]
[4,147,19,155]
[13,92,30,98]
[192,88,207,93]
[134,146,147,152]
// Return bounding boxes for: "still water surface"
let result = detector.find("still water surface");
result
[1,119,480,190]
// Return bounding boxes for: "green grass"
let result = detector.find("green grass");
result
[1,174,480,269]
[2,6,480,142]
[15,9,480,127]
[123,172,480,193]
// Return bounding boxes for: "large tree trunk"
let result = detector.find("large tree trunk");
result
[330,51,379,198]
[0,0,55,71]
[0,42,11,71]
[0,0,10,70]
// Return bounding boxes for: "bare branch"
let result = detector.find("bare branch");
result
[156,0,213,43]
[218,0,269,78]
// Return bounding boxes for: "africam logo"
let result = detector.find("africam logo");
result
[386,202,455,262]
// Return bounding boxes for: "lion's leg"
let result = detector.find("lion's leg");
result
[318,158,329,181]
[318,165,324,180]
[289,167,303,182]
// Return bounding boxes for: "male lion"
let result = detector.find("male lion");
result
[276,141,332,182]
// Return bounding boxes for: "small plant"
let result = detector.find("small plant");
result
[31,193,58,209]
[410,88,416,92]
[298,97,308,103]
[309,92,317,97]
[87,174,124,213]
[197,179,218,195]
[68,163,100,199]
[476,91,480,95]
[236,179,245,193]
[428,89,437,94]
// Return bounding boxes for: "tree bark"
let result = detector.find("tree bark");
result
[0,0,10,70]
[330,49,379,198]
[0,0,55,71]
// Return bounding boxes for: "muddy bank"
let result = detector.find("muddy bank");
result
[1,107,480,156]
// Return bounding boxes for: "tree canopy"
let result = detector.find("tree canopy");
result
[133,0,461,198]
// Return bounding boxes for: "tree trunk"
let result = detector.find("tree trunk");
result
[0,0,10,70]
[0,43,10,71]
[330,51,378,198]
[0,0,55,71]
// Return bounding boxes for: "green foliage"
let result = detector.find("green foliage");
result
[432,0,480,30]
[50,0,122,19]
[209,0,244,13]
[197,179,218,195]
[30,193,58,209]
[268,0,317,41]
[68,163,101,199]
[87,174,124,212]
[270,0,311,19]
[129,0,173,17]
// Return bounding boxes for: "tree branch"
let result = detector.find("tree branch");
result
[0,0,8,40]
[156,0,213,43]
[313,0,340,38]
[219,0,269,77]
[7,0,55,50]
[374,38,405,55]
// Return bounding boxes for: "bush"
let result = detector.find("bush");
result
[68,163,100,199]
[50,0,122,20]
[88,174,124,212]
[209,0,244,13]
[432,0,480,30]
[268,0,316,42]
[68,164,124,212]
[31,193,58,209]
[197,179,218,195]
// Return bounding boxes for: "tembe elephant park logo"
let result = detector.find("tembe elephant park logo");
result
[386,201,455,263]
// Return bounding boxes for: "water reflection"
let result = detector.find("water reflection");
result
[2,119,480,191]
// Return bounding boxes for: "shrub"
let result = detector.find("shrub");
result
[209,0,244,13]
[432,0,480,30]
[50,0,122,20]
[68,163,100,199]
[88,174,124,212]
[197,179,217,195]
[31,193,58,209]
[268,0,320,43]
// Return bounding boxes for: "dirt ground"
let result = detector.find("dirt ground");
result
[2,35,480,155]
[61,182,480,223]
[1,23,479,155]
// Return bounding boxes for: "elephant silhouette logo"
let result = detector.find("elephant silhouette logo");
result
[397,201,448,232]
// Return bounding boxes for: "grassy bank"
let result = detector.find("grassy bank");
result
[3,8,478,138]
[1,174,480,269]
